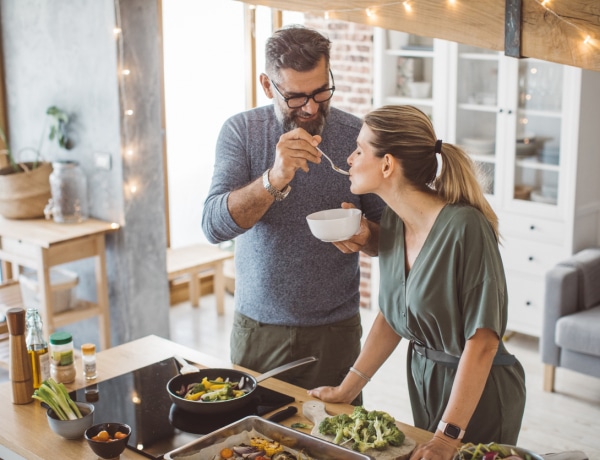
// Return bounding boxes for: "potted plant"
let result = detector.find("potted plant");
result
[0,106,72,220]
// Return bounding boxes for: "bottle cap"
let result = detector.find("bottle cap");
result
[81,343,96,355]
[49,331,73,345]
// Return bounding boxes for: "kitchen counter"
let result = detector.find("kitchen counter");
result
[0,335,433,459]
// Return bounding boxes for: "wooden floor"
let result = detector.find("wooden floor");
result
[3,292,598,458]
[169,293,600,459]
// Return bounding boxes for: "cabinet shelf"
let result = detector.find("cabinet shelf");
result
[517,108,562,119]
[384,96,434,106]
[515,157,560,171]
[458,103,498,113]
[386,49,434,58]
[459,52,500,61]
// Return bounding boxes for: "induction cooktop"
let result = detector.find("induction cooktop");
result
[68,357,295,459]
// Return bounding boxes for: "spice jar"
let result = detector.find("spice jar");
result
[49,331,76,383]
[81,343,97,380]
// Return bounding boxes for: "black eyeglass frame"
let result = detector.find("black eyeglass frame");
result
[268,69,336,108]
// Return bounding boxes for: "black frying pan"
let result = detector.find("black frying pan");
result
[166,356,317,415]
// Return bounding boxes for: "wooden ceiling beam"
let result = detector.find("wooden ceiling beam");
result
[235,0,600,72]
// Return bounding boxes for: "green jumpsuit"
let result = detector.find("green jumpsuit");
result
[378,203,526,444]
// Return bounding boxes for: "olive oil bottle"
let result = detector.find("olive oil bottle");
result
[25,308,50,389]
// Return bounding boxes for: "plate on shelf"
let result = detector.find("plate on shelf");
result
[530,190,557,204]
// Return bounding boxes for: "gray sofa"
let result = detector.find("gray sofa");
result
[541,247,600,392]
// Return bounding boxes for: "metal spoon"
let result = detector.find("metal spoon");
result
[317,147,350,175]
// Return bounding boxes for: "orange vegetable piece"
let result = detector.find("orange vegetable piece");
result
[114,431,128,439]
[220,447,234,458]
[93,430,110,442]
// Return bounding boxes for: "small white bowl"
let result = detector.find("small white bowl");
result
[407,81,431,99]
[47,401,95,440]
[306,208,362,242]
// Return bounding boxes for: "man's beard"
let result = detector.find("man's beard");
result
[274,102,330,135]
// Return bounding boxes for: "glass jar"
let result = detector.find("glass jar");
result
[81,343,97,380]
[49,331,76,383]
[47,160,89,223]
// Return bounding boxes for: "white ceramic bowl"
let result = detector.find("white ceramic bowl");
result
[47,401,95,440]
[306,208,362,242]
[407,81,431,99]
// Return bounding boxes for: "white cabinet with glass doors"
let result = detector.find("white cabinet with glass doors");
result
[445,43,600,337]
[373,29,600,337]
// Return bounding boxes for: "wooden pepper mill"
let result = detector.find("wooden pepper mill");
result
[6,307,34,404]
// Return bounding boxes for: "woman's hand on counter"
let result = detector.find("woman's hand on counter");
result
[410,433,461,460]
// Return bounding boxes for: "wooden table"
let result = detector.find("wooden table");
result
[0,335,433,460]
[0,217,119,350]
[167,243,234,314]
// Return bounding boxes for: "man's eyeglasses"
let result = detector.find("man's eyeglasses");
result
[269,69,335,109]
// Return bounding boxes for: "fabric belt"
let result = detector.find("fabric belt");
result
[412,342,517,368]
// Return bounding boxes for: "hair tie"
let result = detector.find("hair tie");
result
[434,139,443,154]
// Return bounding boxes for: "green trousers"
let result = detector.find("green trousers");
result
[230,311,363,404]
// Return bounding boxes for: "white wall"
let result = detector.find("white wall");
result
[162,3,303,248]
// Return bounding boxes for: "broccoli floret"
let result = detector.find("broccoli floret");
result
[352,441,373,453]
[350,405,369,421]
[318,413,352,445]
[379,417,405,447]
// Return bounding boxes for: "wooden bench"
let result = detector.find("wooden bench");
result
[166,244,234,315]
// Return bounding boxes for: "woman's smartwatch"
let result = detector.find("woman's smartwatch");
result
[438,420,465,440]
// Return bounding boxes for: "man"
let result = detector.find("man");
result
[202,25,384,394]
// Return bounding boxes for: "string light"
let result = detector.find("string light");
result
[403,1,412,13]
[534,0,595,47]
[365,7,375,18]
[114,0,143,198]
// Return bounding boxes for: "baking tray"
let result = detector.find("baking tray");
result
[164,415,374,460]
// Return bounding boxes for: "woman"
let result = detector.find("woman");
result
[308,105,526,460]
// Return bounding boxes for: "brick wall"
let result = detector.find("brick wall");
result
[305,16,376,309]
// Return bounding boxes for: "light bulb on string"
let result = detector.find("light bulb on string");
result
[125,109,134,116]
[122,69,131,76]
[403,1,412,12]
[365,8,375,18]
[113,27,121,36]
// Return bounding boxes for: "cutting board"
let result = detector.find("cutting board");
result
[302,401,417,460]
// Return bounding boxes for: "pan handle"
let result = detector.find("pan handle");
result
[255,356,318,383]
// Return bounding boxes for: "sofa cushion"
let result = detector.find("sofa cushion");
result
[560,247,600,310]
[556,305,600,356]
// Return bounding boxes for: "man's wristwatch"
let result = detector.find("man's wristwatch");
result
[263,169,291,201]
[438,421,465,440]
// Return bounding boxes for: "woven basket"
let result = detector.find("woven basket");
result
[0,162,52,219]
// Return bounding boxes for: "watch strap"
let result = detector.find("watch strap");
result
[262,169,291,201]
[438,420,465,440]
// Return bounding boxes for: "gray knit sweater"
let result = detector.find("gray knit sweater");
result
[202,105,385,326]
